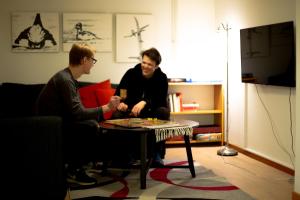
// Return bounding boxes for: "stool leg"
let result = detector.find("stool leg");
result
[184,135,195,177]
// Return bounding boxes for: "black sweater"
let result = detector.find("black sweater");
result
[115,64,168,112]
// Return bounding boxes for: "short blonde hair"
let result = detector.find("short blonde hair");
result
[69,43,96,65]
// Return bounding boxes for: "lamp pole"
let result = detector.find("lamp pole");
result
[217,23,238,156]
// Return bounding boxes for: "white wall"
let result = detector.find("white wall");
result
[215,2,300,196]
[0,0,219,84]
[0,0,173,83]
[215,0,297,169]
[171,0,220,82]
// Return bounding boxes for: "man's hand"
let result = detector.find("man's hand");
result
[131,101,146,117]
[102,96,121,114]
[117,102,128,112]
[108,96,121,110]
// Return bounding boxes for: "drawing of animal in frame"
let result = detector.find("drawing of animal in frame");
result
[11,12,59,52]
[63,13,112,52]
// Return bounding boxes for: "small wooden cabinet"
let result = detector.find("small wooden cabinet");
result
[167,82,224,145]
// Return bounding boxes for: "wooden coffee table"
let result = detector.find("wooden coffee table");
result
[99,119,198,189]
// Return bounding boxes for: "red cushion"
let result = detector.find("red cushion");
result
[78,79,111,108]
[78,88,98,108]
[95,88,116,119]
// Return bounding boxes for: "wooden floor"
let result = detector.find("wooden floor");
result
[165,145,294,200]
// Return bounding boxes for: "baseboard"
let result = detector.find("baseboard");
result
[292,191,300,200]
[228,144,295,176]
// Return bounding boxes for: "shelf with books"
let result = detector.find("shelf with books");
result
[167,82,224,145]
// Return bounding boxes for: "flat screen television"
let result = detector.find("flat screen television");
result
[240,21,295,87]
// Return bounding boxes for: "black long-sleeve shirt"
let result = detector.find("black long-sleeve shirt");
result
[115,64,168,112]
[36,67,103,122]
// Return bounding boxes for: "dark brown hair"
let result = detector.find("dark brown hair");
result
[141,47,162,66]
[69,43,95,65]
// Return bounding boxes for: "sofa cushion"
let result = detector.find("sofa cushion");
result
[78,79,111,108]
[0,83,45,117]
[95,88,116,119]
[78,87,99,108]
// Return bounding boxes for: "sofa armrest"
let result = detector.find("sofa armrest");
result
[1,116,66,199]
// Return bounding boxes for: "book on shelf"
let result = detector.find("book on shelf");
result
[168,92,182,112]
[167,135,184,141]
[168,94,173,112]
[193,125,221,135]
[194,132,222,142]
[182,103,200,111]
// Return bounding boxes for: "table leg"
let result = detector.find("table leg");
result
[184,135,195,177]
[140,132,147,189]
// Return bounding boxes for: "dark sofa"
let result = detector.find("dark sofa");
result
[0,81,164,198]
[0,81,116,199]
[0,82,67,199]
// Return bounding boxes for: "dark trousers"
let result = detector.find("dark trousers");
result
[63,120,104,170]
[110,107,170,160]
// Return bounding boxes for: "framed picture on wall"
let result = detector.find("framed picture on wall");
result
[116,14,154,63]
[63,13,112,52]
[11,12,59,52]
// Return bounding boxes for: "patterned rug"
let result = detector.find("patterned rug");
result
[70,161,255,200]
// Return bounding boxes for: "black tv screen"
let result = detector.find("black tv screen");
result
[240,21,295,87]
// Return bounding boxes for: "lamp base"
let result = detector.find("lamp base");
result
[217,146,238,156]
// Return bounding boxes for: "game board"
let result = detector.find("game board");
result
[104,118,182,129]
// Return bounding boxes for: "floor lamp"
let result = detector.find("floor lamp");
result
[217,23,238,156]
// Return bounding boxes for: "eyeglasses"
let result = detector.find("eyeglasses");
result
[90,57,97,64]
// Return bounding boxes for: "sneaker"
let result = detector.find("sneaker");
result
[87,162,105,173]
[67,168,97,186]
[151,153,164,168]
[151,159,164,168]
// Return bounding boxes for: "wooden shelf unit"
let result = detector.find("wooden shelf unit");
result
[167,82,224,145]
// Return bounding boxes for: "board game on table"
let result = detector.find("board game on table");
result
[103,118,182,129]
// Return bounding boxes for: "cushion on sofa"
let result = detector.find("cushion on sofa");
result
[78,87,99,108]
[95,88,116,119]
[78,79,116,119]
[78,79,111,108]
[0,83,45,117]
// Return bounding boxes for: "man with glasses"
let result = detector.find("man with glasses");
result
[91,57,97,64]
[36,43,120,186]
